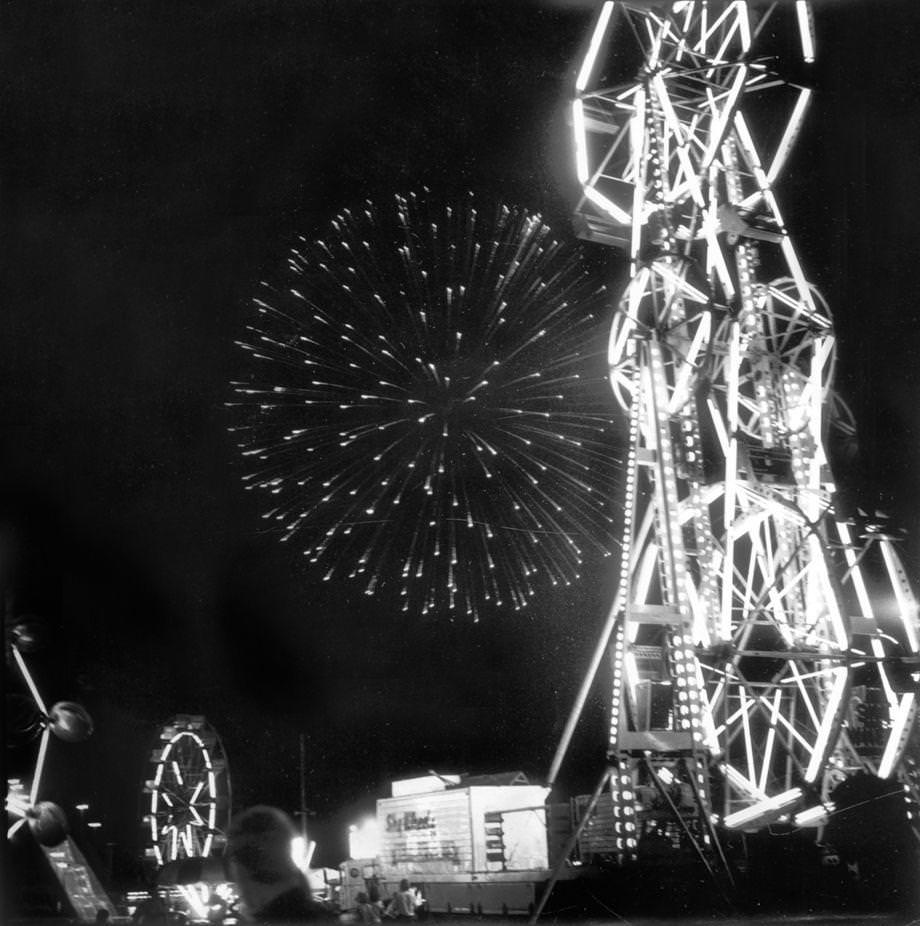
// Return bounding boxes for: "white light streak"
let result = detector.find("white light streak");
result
[701,65,748,168]
[767,89,812,184]
[758,690,783,794]
[796,1,815,64]
[878,693,915,779]
[573,101,589,183]
[724,787,802,830]
[706,397,729,457]
[668,312,712,415]
[12,647,49,716]
[787,663,821,731]
[721,762,766,802]
[650,75,703,207]
[695,662,720,754]
[624,648,640,697]
[629,85,647,265]
[576,1,614,92]
[881,541,920,652]
[835,519,874,620]
[179,885,209,920]
[804,667,848,783]
[584,185,631,224]
[635,542,660,607]
[740,687,755,781]
[651,262,708,305]
[6,794,29,816]
[721,321,741,640]
[30,728,51,806]
[871,637,898,711]
[794,804,829,828]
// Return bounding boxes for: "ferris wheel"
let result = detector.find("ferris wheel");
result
[554,0,920,860]
[142,715,231,868]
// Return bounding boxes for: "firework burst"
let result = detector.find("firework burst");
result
[229,192,618,620]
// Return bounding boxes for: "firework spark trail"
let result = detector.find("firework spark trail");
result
[229,191,620,621]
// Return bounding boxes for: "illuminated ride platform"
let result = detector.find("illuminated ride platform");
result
[543,0,920,898]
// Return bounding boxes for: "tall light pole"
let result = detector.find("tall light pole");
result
[75,803,89,841]
[105,841,116,883]
[299,733,307,848]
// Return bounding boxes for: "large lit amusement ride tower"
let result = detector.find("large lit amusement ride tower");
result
[551,0,920,865]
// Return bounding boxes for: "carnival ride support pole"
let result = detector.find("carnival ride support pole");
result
[684,762,736,891]
[528,766,615,925]
[299,733,308,847]
[547,591,622,787]
[642,759,734,910]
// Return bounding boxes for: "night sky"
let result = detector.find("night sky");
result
[5,0,920,876]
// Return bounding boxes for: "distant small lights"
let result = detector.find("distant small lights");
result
[229,192,619,621]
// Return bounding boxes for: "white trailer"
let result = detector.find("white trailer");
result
[340,773,572,915]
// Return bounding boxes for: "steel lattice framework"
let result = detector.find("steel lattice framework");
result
[566,0,920,860]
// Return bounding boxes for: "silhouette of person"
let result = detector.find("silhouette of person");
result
[226,805,333,923]
[354,891,381,925]
[384,880,416,920]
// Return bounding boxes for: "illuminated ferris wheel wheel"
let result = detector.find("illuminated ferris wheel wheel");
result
[142,715,231,868]
[558,0,920,859]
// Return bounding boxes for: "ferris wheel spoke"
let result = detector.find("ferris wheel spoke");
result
[721,761,766,803]
[739,687,756,780]
[719,685,815,787]
[804,668,849,783]
[785,662,823,731]
[756,694,814,757]
[715,692,754,739]
[757,689,784,794]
